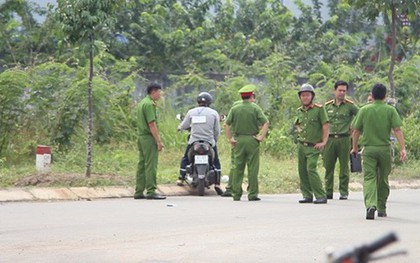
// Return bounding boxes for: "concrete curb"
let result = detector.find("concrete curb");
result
[0,184,221,202]
[2,180,419,202]
[0,189,34,202]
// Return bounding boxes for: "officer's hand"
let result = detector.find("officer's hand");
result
[254,135,264,142]
[157,141,164,151]
[314,142,326,150]
[400,149,407,162]
[229,138,237,147]
[350,147,358,156]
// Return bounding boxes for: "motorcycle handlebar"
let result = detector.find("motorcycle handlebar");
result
[366,232,398,254]
[328,232,399,263]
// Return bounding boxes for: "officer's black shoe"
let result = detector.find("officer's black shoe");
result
[378,211,387,217]
[366,207,376,220]
[248,197,261,201]
[313,198,327,204]
[134,195,146,199]
[214,186,224,195]
[298,198,313,203]
[327,194,333,199]
[339,195,348,200]
[146,194,167,200]
[221,191,232,197]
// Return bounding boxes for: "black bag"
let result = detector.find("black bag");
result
[350,152,362,173]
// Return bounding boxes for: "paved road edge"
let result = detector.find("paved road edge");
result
[1,180,420,202]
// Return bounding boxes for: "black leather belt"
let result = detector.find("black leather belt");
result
[329,134,349,138]
[299,141,316,147]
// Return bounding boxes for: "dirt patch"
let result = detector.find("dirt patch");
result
[14,173,132,187]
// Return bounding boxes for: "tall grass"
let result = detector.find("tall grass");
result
[1,107,419,191]
[1,138,419,191]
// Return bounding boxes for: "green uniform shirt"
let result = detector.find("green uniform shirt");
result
[136,95,158,136]
[232,100,242,107]
[351,102,371,145]
[295,104,329,144]
[225,101,268,136]
[353,101,402,146]
[325,99,359,135]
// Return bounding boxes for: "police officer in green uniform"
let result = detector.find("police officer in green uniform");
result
[134,83,166,200]
[350,93,373,147]
[351,83,407,220]
[221,93,256,197]
[224,84,269,201]
[295,84,329,204]
[323,80,359,200]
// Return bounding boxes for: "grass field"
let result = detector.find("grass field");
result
[1,139,419,193]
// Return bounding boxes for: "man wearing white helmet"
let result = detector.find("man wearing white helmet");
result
[177,92,223,195]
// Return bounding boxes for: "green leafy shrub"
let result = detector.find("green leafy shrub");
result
[403,112,420,160]
[0,69,29,156]
[263,125,297,158]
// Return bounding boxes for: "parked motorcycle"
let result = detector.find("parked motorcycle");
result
[176,114,220,196]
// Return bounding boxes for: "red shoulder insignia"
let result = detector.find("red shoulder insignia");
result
[313,103,323,108]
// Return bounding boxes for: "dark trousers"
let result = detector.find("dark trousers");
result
[179,144,221,181]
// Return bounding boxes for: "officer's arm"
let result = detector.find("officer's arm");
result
[315,122,330,149]
[148,121,164,151]
[315,123,329,150]
[322,123,329,144]
[224,123,236,146]
[393,127,407,161]
[350,105,359,130]
[351,129,361,154]
[255,121,269,142]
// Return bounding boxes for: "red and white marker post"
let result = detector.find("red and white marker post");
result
[36,145,51,173]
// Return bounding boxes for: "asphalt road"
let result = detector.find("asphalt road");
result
[1,189,420,263]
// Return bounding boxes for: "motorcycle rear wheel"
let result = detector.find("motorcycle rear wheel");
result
[198,178,205,196]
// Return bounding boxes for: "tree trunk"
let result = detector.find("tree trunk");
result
[388,3,397,99]
[86,44,94,177]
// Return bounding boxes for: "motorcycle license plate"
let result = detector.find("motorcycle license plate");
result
[194,155,208,164]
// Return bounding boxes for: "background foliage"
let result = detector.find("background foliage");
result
[0,0,419,185]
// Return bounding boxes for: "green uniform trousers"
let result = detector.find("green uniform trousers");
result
[323,136,351,196]
[135,135,158,197]
[298,143,326,199]
[232,136,260,200]
[362,146,392,213]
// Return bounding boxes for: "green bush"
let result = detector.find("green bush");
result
[403,112,420,160]
[0,69,29,156]
[263,125,297,158]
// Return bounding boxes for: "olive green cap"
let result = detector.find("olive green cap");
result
[238,84,256,93]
